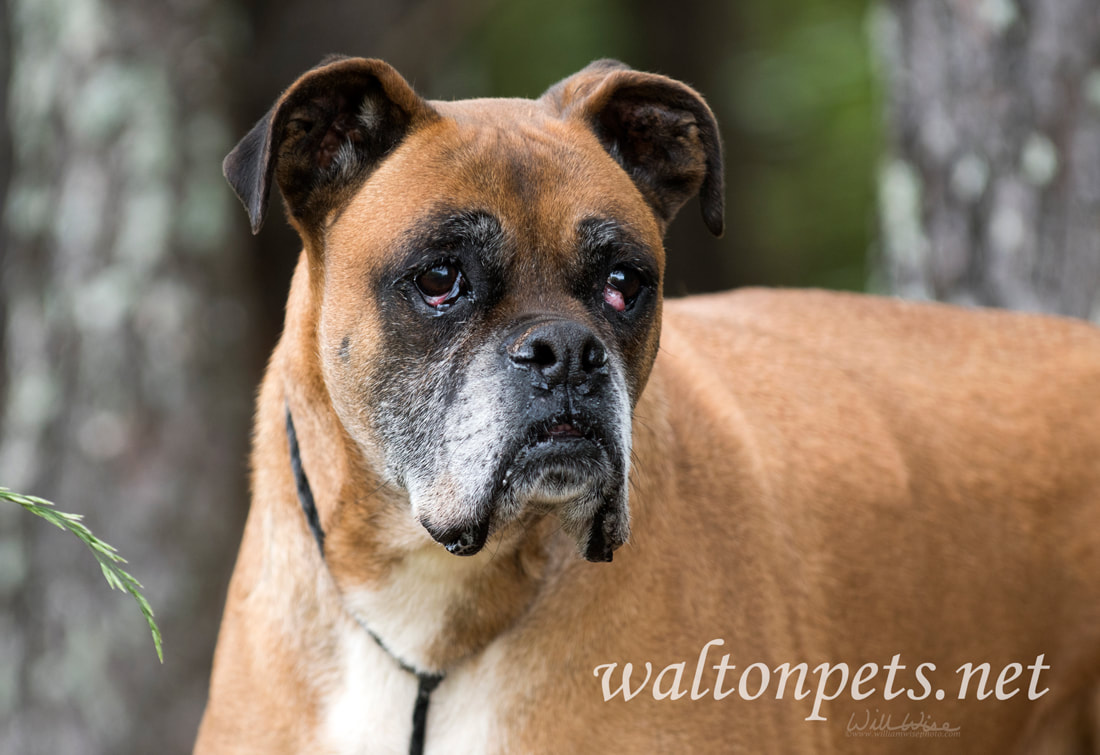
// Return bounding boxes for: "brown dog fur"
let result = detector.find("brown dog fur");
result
[196,58,1100,753]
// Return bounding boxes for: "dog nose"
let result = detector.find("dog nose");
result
[508,320,608,389]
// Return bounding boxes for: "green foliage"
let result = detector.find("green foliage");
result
[494,1,634,97]
[722,0,879,290]
[436,0,640,100]
[2,487,163,663]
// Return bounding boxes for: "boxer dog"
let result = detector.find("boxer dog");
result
[196,57,1100,753]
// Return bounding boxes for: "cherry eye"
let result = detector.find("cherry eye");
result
[415,262,466,308]
[603,266,643,312]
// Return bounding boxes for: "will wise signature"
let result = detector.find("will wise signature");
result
[846,709,962,738]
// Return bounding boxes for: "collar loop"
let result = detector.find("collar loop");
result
[285,403,443,755]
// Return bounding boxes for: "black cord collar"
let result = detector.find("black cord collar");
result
[285,408,325,554]
[285,405,443,755]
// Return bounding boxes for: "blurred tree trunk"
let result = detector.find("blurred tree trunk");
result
[0,0,255,753]
[0,0,10,410]
[874,0,1100,318]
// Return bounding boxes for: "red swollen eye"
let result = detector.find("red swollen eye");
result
[415,263,465,307]
[603,267,642,312]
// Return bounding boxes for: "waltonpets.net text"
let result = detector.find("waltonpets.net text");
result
[592,640,1050,721]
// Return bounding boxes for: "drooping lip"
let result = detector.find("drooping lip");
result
[508,415,629,563]
[424,414,622,558]
[519,413,616,462]
[498,415,614,497]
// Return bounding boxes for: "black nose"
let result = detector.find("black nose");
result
[508,320,608,389]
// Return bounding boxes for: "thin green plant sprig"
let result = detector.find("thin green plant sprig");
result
[2,487,163,662]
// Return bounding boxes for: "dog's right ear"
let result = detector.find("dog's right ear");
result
[224,57,437,235]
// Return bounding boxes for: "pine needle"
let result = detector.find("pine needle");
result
[2,487,163,663]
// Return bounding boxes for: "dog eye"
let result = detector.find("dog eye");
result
[415,262,467,308]
[603,266,643,312]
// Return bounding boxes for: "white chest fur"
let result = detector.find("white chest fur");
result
[321,623,417,754]
[319,619,505,755]
[319,547,509,754]
[339,546,497,669]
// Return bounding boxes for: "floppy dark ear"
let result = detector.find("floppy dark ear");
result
[543,60,724,237]
[224,57,437,234]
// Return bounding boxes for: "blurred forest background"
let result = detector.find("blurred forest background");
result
[2,0,1099,752]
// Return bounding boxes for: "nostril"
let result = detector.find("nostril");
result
[530,340,558,368]
[583,340,607,371]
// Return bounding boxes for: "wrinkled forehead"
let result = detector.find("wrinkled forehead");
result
[325,99,664,271]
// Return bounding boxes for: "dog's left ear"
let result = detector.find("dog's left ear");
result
[224,56,437,235]
[543,60,724,237]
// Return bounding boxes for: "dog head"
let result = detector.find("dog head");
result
[225,57,723,563]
